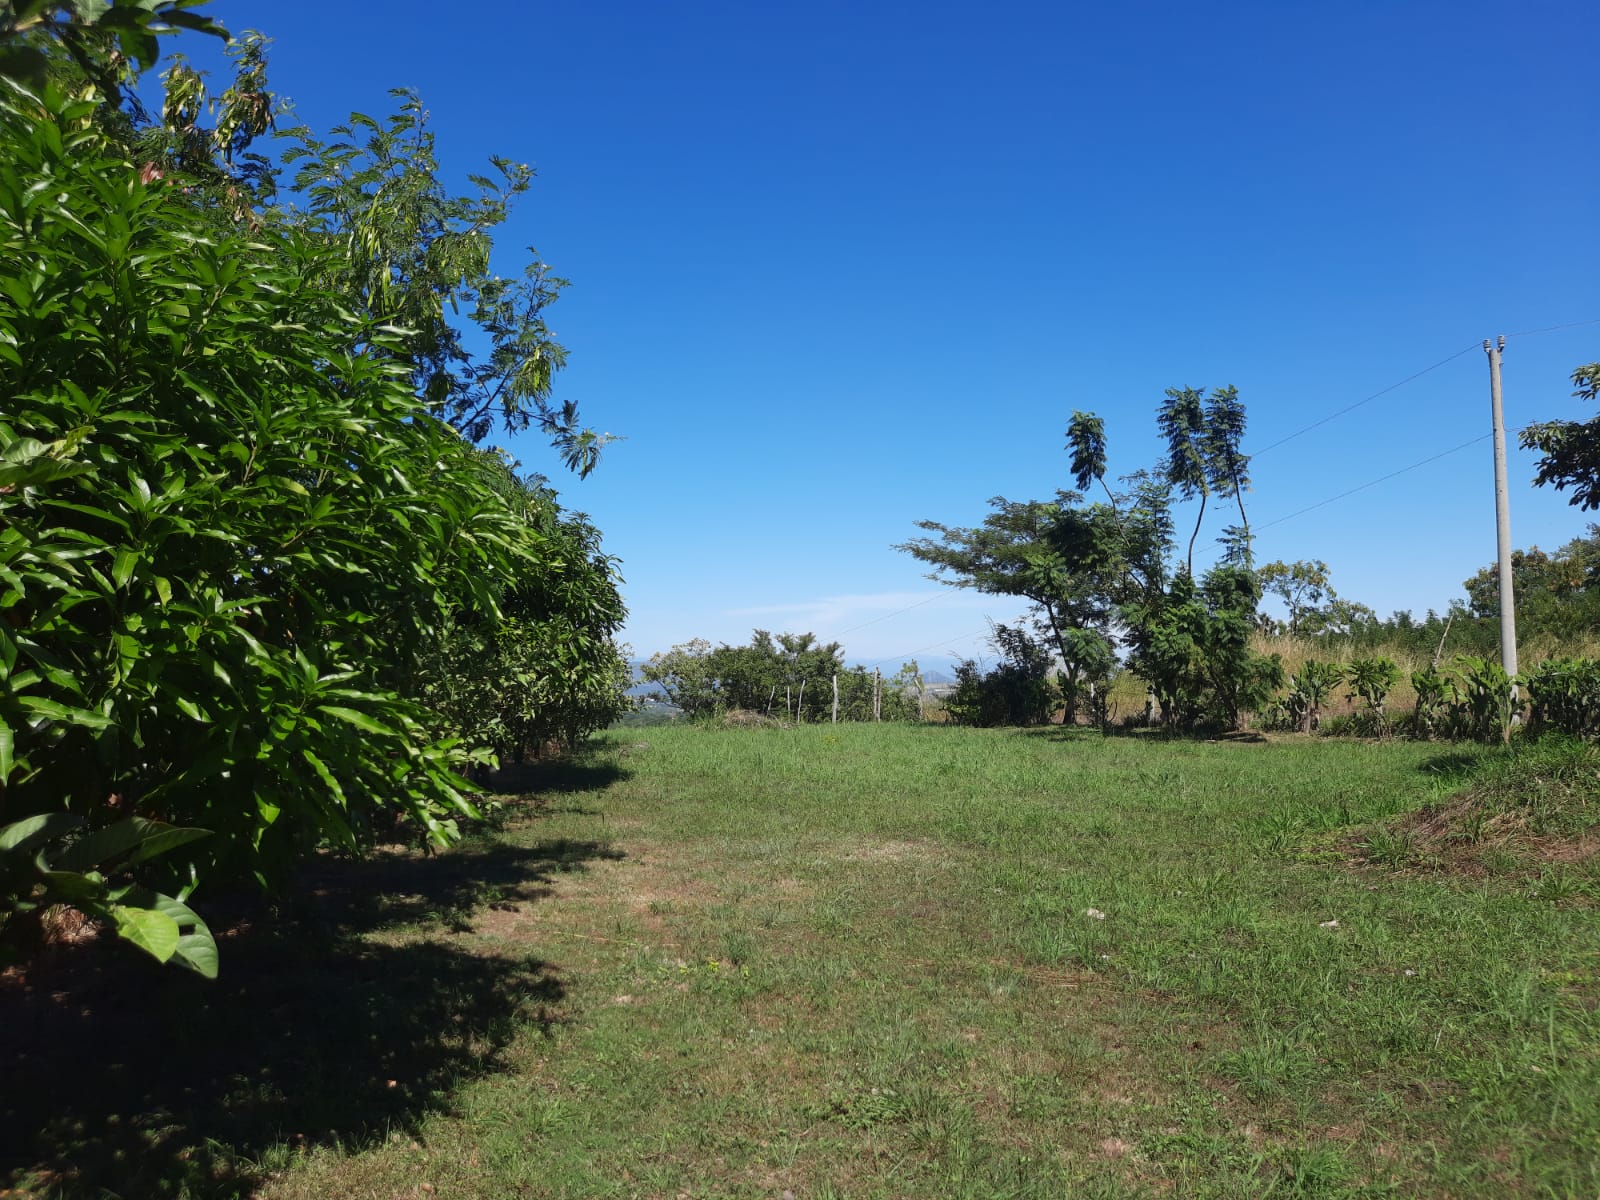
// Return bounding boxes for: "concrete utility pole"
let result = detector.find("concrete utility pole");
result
[1486,335,1519,680]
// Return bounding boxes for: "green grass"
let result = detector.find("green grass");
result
[8,725,1600,1198]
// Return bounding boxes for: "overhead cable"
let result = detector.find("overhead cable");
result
[1254,434,1491,531]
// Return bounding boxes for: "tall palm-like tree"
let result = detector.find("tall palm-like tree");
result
[1203,385,1251,567]
[1158,387,1209,574]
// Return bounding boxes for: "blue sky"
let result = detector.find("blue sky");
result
[188,0,1598,668]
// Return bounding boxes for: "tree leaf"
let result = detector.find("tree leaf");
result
[319,705,396,737]
[111,546,138,589]
[108,904,181,963]
[0,812,84,855]
[53,817,210,873]
[17,695,113,729]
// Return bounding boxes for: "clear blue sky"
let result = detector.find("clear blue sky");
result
[190,0,1598,669]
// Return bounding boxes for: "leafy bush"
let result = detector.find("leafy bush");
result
[1452,656,1522,745]
[1524,657,1600,741]
[413,475,631,762]
[1409,663,1451,740]
[1345,656,1401,734]
[0,80,564,955]
[1287,660,1342,733]
[0,813,215,974]
[945,624,1055,727]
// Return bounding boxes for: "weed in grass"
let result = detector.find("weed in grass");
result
[1479,846,1520,875]
[1219,1023,1319,1101]
[1362,825,1418,868]
[1529,866,1587,903]
[1277,1143,1354,1197]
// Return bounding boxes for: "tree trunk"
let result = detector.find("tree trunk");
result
[1186,491,1207,575]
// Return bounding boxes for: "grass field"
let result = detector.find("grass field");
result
[8,725,1600,1198]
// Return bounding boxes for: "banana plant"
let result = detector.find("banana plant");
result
[1289,660,1344,733]
[1345,657,1401,734]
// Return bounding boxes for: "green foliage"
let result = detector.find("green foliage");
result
[0,812,216,974]
[412,469,630,762]
[1451,656,1522,745]
[1064,410,1108,496]
[1256,559,1334,636]
[138,31,277,210]
[1124,567,1281,731]
[1523,657,1600,741]
[641,632,917,724]
[1287,660,1343,733]
[898,488,1163,725]
[0,0,224,105]
[1521,362,1600,511]
[641,639,721,719]
[1345,656,1401,733]
[1409,663,1452,741]
[1203,385,1251,566]
[1055,625,1116,726]
[281,95,612,470]
[945,623,1055,727]
[1461,529,1600,644]
[905,388,1267,733]
[0,79,577,952]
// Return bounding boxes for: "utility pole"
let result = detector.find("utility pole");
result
[1486,335,1518,680]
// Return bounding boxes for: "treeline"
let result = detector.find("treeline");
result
[901,389,1279,733]
[900,374,1600,736]
[1258,528,1600,660]
[0,5,629,973]
[642,632,923,722]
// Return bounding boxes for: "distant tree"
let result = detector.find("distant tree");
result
[1203,385,1252,567]
[1459,530,1600,643]
[1121,566,1282,731]
[640,640,720,718]
[898,495,1154,723]
[1066,411,1111,501]
[1256,559,1335,636]
[1302,597,1378,640]
[641,632,915,723]
[904,390,1275,731]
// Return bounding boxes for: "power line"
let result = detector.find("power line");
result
[1505,317,1600,338]
[1248,320,1597,461]
[1252,342,1479,458]
[831,591,944,637]
[869,625,1001,669]
[1255,433,1491,532]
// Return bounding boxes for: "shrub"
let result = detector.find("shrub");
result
[1524,657,1600,740]
[0,80,550,962]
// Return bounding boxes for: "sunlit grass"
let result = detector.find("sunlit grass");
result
[17,725,1597,1198]
[247,724,1600,1198]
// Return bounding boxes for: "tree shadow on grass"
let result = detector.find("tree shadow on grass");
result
[1415,750,1492,785]
[1014,725,1115,743]
[0,836,623,1199]
[480,755,633,813]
